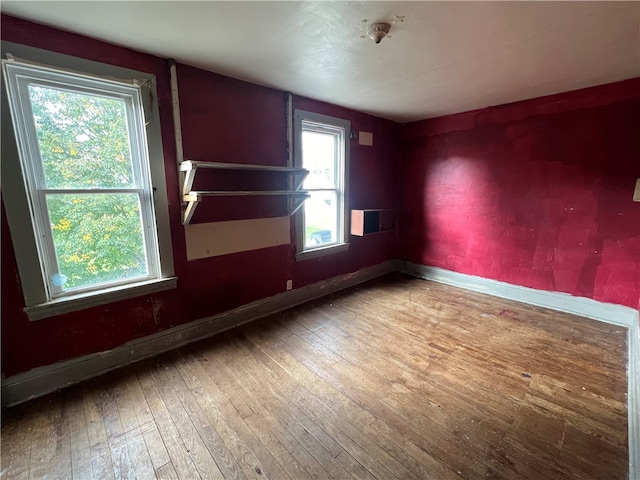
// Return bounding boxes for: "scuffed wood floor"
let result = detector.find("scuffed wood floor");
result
[1,274,629,479]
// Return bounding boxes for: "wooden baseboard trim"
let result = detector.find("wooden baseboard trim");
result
[1,260,396,408]
[401,261,639,480]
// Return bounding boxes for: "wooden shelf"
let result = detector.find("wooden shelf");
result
[184,191,309,199]
[180,160,308,173]
[180,161,309,224]
[350,209,396,236]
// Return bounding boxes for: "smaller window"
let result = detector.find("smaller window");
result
[294,110,350,259]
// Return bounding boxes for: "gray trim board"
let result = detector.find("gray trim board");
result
[628,313,640,480]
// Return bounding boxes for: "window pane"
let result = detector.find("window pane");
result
[301,130,336,189]
[29,85,135,189]
[304,190,338,248]
[46,193,147,290]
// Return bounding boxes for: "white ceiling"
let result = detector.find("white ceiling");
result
[2,1,639,123]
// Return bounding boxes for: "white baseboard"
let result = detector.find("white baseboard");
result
[1,260,396,408]
[402,262,637,327]
[401,261,639,480]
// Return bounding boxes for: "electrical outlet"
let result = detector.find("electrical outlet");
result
[286,280,293,291]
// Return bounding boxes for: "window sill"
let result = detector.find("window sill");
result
[296,242,349,261]
[24,277,178,321]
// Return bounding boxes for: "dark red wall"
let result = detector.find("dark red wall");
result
[398,79,640,310]
[1,15,398,377]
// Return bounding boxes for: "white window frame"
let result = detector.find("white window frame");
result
[294,110,350,260]
[1,43,176,320]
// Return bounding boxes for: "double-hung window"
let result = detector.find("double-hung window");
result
[294,110,350,259]
[2,47,175,320]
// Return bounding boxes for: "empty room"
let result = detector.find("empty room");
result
[1,2,638,479]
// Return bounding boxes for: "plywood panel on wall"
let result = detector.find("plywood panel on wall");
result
[185,216,291,260]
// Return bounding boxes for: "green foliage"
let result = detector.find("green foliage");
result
[29,85,148,290]
[29,85,135,189]
[47,194,146,289]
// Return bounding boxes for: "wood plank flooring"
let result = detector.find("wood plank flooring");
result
[1,274,629,479]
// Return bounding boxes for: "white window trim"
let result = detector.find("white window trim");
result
[23,278,177,321]
[294,110,350,261]
[1,42,176,321]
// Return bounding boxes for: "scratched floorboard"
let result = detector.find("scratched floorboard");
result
[1,274,629,479]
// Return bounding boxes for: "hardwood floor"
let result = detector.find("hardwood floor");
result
[1,274,629,479]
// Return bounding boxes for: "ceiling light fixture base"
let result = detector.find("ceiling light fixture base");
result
[366,23,392,44]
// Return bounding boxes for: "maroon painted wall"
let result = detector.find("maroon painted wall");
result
[398,79,640,310]
[1,15,398,377]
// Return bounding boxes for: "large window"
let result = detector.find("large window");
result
[294,110,350,258]
[2,45,175,320]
